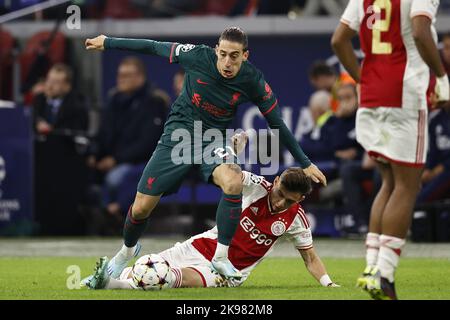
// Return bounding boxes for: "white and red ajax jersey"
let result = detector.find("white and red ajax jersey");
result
[190,171,313,278]
[341,0,439,109]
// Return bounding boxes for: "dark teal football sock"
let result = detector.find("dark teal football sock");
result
[123,205,149,248]
[216,193,242,245]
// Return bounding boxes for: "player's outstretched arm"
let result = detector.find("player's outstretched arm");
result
[299,248,340,287]
[85,35,175,59]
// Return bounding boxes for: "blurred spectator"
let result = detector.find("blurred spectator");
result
[33,63,89,136]
[0,28,15,101]
[299,90,337,171]
[417,108,450,203]
[331,83,363,162]
[87,56,168,234]
[441,32,450,75]
[308,60,340,112]
[33,63,90,235]
[330,83,373,235]
[172,69,185,97]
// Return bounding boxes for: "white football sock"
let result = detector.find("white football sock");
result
[213,243,229,261]
[105,278,136,290]
[365,232,380,268]
[167,267,183,288]
[377,234,405,283]
[119,244,137,259]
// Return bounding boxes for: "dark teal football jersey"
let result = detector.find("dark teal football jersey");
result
[104,37,311,168]
[167,44,277,133]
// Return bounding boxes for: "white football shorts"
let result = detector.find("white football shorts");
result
[356,107,428,167]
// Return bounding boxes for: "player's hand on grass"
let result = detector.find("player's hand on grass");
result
[85,35,107,51]
[303,163,327,186]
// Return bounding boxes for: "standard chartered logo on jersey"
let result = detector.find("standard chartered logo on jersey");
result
[0,156,20,222]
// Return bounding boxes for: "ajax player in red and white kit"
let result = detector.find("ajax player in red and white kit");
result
[332,0,449,299]
[86,167,339,290]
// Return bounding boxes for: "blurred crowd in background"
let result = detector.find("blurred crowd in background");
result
[3,0,450,19]
[0,0,376,19]
[0,1,449,239]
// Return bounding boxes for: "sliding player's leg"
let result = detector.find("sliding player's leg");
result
[88,256,231,290]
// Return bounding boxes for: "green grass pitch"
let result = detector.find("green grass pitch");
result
[0,257,449,300]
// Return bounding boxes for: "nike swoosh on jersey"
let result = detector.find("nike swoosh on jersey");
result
[197,79,209,85]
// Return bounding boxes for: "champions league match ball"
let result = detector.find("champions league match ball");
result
[131,254,172,290]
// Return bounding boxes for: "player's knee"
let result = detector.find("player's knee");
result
[180,268,206,288]
[131,202,152,220]
[220,165,243,194]
[396,181,421,196]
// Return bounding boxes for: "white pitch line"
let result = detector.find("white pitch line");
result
[1,238,450,258]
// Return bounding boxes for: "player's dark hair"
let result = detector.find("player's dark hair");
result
[308,60,336,79]
[219,27,248,52]
[50,63,73,85]
[280,168,313,195]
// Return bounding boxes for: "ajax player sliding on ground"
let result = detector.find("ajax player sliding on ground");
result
[84,132,339,290]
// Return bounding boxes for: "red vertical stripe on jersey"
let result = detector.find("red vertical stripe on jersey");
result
[297,207,310,229]
[359,0,407,108]
[415,109,426,164]
[261,180,272,191]
[169,43,176,64]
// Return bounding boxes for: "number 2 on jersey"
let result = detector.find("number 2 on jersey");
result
[371,0,392,55]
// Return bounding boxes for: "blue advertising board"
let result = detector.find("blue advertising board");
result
[0,106,34,235]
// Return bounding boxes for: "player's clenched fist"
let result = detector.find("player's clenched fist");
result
[231,131,249,155]
[85,35,107,51]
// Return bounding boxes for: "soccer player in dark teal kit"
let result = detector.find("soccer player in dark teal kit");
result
[85,28,327,280]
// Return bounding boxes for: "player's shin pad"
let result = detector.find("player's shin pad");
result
[216,193,242,246]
